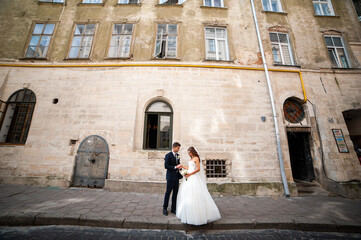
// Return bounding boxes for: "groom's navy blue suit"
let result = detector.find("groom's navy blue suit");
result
[163,151,182,212]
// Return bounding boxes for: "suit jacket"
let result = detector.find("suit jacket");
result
[164,151,182,181]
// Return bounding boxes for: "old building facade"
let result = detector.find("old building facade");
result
[0,0,360,197]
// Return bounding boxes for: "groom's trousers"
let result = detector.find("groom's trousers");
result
[163,179,179,211]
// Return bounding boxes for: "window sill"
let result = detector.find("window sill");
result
[38,1,66,5]
[115,3,141,6]
[314,14,340,18]
[0,143,26,146]
[200,5,227,10]
[262,10,287,15]
[152,57,181,61]
[78,3,105,6]
[203,59,233,63]
[156,3,183,7]
[19,57,49,61]
[273,64,301,68]
[104,57,132,60]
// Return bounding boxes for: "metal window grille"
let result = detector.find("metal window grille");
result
[206,160,226,178]
[283,98,305,124]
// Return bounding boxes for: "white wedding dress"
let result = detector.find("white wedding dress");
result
[176,160,221,225]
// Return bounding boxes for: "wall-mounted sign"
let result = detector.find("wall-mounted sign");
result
[332,129,349,153]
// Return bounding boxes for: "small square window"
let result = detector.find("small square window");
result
[206,160,227,178]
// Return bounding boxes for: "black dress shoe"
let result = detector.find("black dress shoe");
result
[171,209,176,214]
[163,209,168,216]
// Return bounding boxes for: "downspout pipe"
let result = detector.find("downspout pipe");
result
[250,0,290,197]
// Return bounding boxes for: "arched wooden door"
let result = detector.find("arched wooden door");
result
[72,135,110,188]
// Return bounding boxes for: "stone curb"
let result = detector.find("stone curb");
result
[0,214,361,233]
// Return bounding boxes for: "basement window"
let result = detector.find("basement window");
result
[206,160,227,178]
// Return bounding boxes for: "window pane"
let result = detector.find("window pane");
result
[204,0,211,6]
[159,115,170,149]
[333,37,342,47]
[281,45,292,65]
[29,36,40,46]
[40,36,51,47]
[110,36,120,47]
[270,33,278,43]
[325,37,333,46]
[82,36,93,47]
[278,34,288,43]
[108,46,119,58]
[205,28,215,38]
[271,0,279,11]
[217,39,227,60]
[155,40,162,57]
[337,48,348,68]
[44,24,55,34]
[321,3,331,15]
[314,3,322,15]
[75,25,85,35]
[272,44,281,64]
[328,49,339,67]
[167,36,177,58]
[214,0,222,7]
[69,47,79,58]
[25,47,36,58]
[216,28,226,38]
[113,24,123,34]
[168,25,177,35]
[71,36,82,47]
[79,47,91,58]
[263,0,270,11]
[206,39,216,60]
[157,25,167,36]
[148,102,172,112]
[124,24,133,34]
[84,24,95,34]
[118,0,128,3]
[33,24,44,34]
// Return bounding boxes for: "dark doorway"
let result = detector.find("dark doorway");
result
[287,132,315,182]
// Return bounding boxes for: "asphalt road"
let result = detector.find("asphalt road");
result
[0,226,361,240]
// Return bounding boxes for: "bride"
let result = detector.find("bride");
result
[176,146,221,225]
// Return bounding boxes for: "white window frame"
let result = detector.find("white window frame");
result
[269,32,295,65]
[118,0,139,4]
[204,27,230,61]
[324,35,350,68]
[154,24,178,59]
[313,0,335,16]
[262,0,283,12]
[203,0,224,8]
[108,23,134,58]
[82,0,102,3]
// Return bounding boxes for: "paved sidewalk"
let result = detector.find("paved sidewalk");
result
[0,184,360,233]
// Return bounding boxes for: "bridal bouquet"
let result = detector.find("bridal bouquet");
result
[180,169,189,181]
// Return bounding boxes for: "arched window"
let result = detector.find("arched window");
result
[0,89,36,144]
[144,101,173,150]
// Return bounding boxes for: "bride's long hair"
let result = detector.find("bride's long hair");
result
[188,146,200,160]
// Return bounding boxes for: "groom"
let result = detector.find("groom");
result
[163,142,182,216]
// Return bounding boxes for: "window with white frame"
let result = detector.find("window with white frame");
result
[68,24,96,59]
[82,0,102,3]
[39,0,64,2]
[118,0,139,4]
[25,23,55,58]
[313,0,334,16]
[262,0,282,12]
[205,27,229,61]
[154,24,177,59]
[108,24,133,58]
[204,0,224,7]
[324,36,349,68]
[270,32,294,65]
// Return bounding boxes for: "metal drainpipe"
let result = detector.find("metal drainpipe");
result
[250,0,290,197]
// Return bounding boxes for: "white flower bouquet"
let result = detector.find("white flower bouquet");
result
[180,169,189,181]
